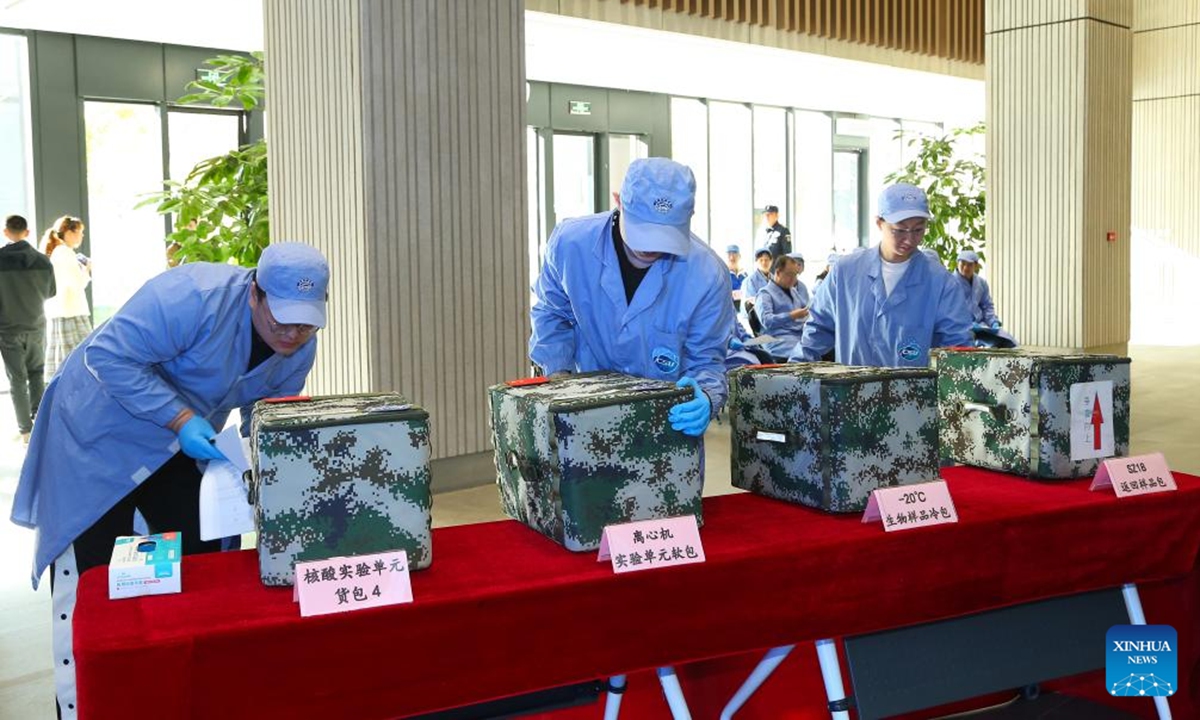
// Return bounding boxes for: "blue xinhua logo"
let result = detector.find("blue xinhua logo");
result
[898,341,921,362]
[651,346,680,374]
[1106,625,1177,698]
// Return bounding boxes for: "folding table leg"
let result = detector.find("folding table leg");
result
[815,638,852,720]
[1122,583,1173,720]
[603,675,626,720]
[656,666,693,720]
[719,644,795,720]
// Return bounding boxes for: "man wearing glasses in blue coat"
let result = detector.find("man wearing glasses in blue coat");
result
[789,183,971,367]
[11,242,329,719]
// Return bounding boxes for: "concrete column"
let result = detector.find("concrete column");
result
[986,0,1132,352]
[264,0,529,462]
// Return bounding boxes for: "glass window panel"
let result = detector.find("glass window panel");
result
[752,105,787,250]
[551,133,595,224]
[868,118,903,245]
[167,110,241,184]
[708,101,752,250]
[0,34,34,227]
[833,150,863,249]
[608,133,648,203]
[669,97,709,242]
[84,101,167,324]
[793,111,834,270]
[528,127,547,287]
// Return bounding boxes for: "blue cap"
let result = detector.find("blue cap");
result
[958,249,979,263]
[878,183,931,223]
[257,242,330,328]
[786,251,805,263]
[754,248,772,259]
[619,158,695,256]
[725,244,741,254]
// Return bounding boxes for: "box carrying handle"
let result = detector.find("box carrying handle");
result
[753,428,791,444]
[961,401,1009,421]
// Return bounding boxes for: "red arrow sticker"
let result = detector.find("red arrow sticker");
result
[1091,395,1104,450]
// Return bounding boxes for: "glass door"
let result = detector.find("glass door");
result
[833,147,869,249]
[550,133,597,227]
[83,101,167,324]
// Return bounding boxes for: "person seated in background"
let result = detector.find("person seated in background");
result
[726,244,747,312]
[954,249,1001,331]
[814,251,839,288]
[740,247,773,334]
[789,183,971,367]
[754,254,810,360]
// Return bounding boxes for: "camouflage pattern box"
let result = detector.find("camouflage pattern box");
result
[931,348,1131,479]
[249,393,432,586]
[488,372,703,552]
[729,363,939,513]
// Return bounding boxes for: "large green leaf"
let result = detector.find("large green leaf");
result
[145,52,268,267]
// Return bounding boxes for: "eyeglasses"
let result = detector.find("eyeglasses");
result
[886,224,928,238]
[266,316,317,339]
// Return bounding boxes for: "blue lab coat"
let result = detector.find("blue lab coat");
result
[755,279,810,358]
[955,272,998,326]
[12,263,316,588]
[530,212,734,411]
[789,247,972,367]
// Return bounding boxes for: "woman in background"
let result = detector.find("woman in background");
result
[41,215,92,377]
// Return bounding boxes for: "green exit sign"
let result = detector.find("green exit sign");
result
[195,68,222,84]
[568,100,592,116]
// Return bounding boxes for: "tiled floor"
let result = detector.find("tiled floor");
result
[1,344,1197,718]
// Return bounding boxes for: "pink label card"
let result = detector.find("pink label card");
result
[294,550,413,618]
[597,515,705,574]
[862,480,959,532]
[1090,453,1176,498]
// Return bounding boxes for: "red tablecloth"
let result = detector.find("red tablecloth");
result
[73,467,1200,719]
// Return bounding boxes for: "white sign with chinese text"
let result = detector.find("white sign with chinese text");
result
[294,550,413,618]
[597,515,705,574]
[1090,453,1177,498]
[1070,381,1114,461]
[862,480,959,532]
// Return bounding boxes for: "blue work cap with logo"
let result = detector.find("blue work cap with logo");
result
[958,249,980,263]
[619,158,696,257]
[726,244,741,254]
[755,248,772,259]
[878,183,931,223]
[256,242,330,328]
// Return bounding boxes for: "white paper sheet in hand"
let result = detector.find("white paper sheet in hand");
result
[741,335,777,347]
[199,426,255,541]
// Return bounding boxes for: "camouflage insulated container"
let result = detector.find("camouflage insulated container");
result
[931,348,1131,479]
[729,363,939,513]
[488,372,703,552]
[249,393,433,586]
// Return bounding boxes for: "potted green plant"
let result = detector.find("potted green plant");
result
[140,52,268,268]
[885,122,986,269]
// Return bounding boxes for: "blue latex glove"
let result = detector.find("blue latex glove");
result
[178,416,228,462]
[971,322,987,333]
[668,377,712,437]
[991,319,1003,330]
[729,337,745,351]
